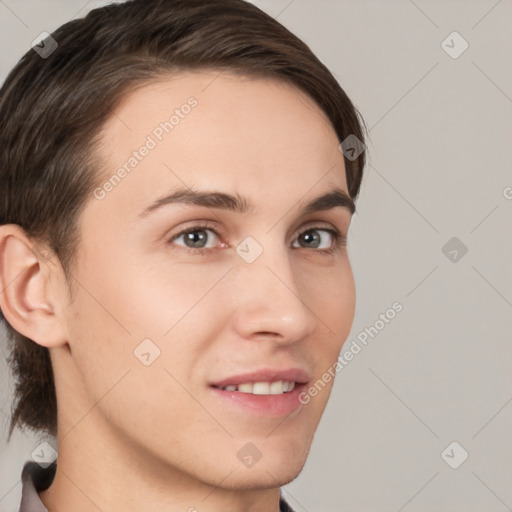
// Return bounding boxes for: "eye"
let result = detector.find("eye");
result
[170,225,221,250]
[292,227,344,253]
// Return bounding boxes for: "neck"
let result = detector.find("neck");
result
[39,419,283,512]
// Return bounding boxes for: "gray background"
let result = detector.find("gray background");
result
[1,1,511,511]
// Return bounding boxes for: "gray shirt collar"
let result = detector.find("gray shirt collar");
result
[19,461,55,512]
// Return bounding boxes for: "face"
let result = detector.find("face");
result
[55,70,356,489]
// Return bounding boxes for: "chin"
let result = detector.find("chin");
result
[225,442,311,490]
[223,458,307,491]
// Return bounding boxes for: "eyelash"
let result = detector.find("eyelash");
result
[168,222,346,256]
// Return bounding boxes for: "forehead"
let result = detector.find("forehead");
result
[91,70,348,219]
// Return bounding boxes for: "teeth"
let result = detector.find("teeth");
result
[220,380,296,395]
[269,381,284,394]
[237,383,254,393]
[253,382,270,395]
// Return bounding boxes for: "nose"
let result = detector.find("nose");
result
[229,243,317,345]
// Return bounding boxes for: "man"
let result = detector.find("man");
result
[0,1,366,511]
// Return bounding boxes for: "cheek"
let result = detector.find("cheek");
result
[125,261,232,340]
[302,259,356,397]
[62,268,211,438]
[302,257,356,337]
[300,265,354,413]
[77,243,228,339]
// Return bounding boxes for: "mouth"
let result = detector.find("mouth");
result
[208,368,310,417]
[209,381,308,417]
[211,380,298,395]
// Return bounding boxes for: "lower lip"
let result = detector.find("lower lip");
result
[209,383,307,417]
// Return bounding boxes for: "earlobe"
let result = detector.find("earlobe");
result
[0,224,67,348]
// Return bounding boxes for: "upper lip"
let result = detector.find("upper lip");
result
[210,367,311,388]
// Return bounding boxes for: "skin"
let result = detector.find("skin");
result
[0,70,356,512]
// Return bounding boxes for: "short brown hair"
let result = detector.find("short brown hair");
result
[0,0,366,442]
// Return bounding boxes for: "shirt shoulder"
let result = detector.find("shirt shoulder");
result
[18,460,56,512]
[279,494,296,512]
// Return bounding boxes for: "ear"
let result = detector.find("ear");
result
[0,224,68,348]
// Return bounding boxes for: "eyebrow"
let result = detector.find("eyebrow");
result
[136,187,355,219]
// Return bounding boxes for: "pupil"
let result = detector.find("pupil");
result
[302,231,320,248]
[186,230,207,248]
